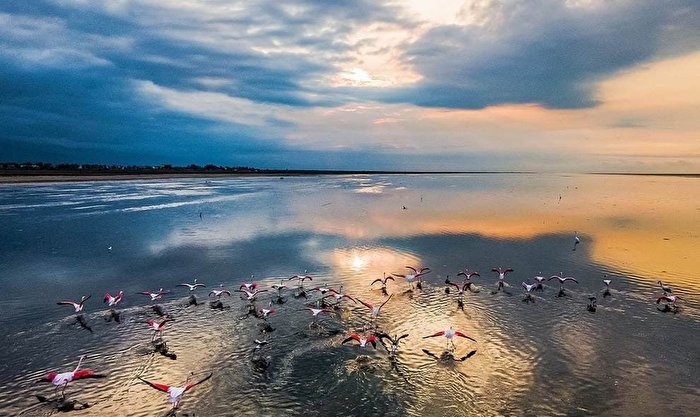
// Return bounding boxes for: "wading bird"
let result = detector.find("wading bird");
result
[423,327,476,351]
[342,333,379,348]
[371,273,395,296]
[491,268,514,294]
[357,294,393,327]
[103,291,123,307]
[393,266,430,290]
[139,289,168,301]
[178,279,205,292]
[548,274,578,297]
[138,372,212,412]
[43,355,105,398]
[57,295,91,313]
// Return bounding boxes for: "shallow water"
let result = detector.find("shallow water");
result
[0,174,698,416]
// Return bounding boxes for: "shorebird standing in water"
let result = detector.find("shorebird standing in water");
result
[138,372,212,413]
[393,266,430,291]
[178,279,205,292]
[371,273,395,296]
[491,268,514,295]
[548,274,578,297]
[43,355,105,398]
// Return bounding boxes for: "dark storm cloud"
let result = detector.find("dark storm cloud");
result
[386,0,700,109]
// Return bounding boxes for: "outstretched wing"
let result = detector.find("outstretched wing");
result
[378,294,393,309]
[185,372,213,391]
[356,298,373,310]
[138,377,170,393]
[458,350,477,361]
[423,331,445,339]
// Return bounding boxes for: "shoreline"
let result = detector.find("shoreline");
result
[0,171,698,184]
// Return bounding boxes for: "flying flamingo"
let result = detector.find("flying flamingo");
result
[139,289,168,301]
[491,268,514,294]
[271,280,288,304]
[357,294,393,327]
[239,277,257,291]
[43,355,105,398]
[342,333,379,348]
[309,286,337,295]
[322,287,357,306]
[377,333,409,356]
[138,372,212,411]
[423,327,477,351]
[209,284,231,298]
[57,295,91,313]
[456,269,480,293]
[533,273,546,291]
[393,266,430,290]
[235,288,268,302]
[289,271,313,297]
[573,232,581,251]
[444,276,470,309]
[548,274,578,296]
[258,302,276,319]
[521,282,537,303]
[371,273,395,296]
[146,319,170,342]
[602,277,612,297]
[103,291,123,307]
[178,279,205,292]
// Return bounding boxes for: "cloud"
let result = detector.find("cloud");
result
[387,0,700,109]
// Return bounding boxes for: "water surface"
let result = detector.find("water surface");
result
[0,174,698,416]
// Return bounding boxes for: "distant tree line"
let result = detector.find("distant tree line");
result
[0,162,263,175]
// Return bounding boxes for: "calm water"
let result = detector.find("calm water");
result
[0,174,698,416]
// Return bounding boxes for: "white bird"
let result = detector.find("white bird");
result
[235,288,268,301]
[57,295,91,313]
[103,291,123,307]
[178,279,206,292]
[138,289,168,301]
[138,373,212,411]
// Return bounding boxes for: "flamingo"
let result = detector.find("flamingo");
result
[235,288,268,302]
[656,294,682,304]
[377,333,409,355]
[178,279,205,292]
[271,280,288,304]
[456,269,480,293]
[548,274,578,296]
[146,319,170,341]
[138,372,212,411]
[305,307,334,317]
[573,232,581,251]
[57,295,91,313]
[289,271,313,287]
[342,333,378,348]
[371,273,395,296]
[103,291,123,307]
[423,327,476,351]
[239,277,257,291]
[309,286,336,295]
[602,277,612,297]
[491,267,514,294]
[209,284,231,298]
[138,289,168,301]
[258,302,276,319]
[357,294,393,326]
[322,287,357,306]
[533,274,546,291]
[43,355,105,398]
[444,276,469,309]
[522,282,537,303]
[393,266,430,290]
[657,280,672,294]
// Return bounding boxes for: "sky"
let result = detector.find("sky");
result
[0,0,698,172]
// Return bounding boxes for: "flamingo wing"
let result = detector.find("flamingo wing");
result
[138,377,171,393]
[184,372,213,391]
[423,331,445,339]
[378,294,393,309]
[454,331,477,342]
[370,279,382,286]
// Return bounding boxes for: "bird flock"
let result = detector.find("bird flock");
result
[42,236,685,414]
